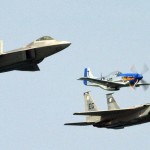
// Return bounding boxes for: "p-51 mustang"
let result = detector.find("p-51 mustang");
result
[65,92,150,129]
[0,36,71,73]
[79,68,150,91]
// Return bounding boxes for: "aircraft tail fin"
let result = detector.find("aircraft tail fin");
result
[106,93,120,110]
[84,92,100,122]
[83,68,94,85]
[0,40,3,54]
[64,92,101,126]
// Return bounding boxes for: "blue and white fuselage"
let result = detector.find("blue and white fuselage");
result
[103,71,143,84]
[79,68,149,91]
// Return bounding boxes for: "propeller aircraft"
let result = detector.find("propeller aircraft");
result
[79,67,150,91]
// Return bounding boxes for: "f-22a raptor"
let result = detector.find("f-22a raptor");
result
[79,68,150,91]
[65,92,150,129]
[0,36,71,73]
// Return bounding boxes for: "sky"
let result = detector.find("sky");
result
[0,0,150,149]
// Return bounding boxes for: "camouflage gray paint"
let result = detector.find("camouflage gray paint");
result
[0,36,71,73]
[65,92,150,129]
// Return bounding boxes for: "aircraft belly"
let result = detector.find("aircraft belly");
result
[102,110,135,121]
[97,115,150,129]
[35,44,67,60]
[0,51,27,67]
[0,50,37,72]
[0,61,35,73]
[95,84,119,91]
[94,111,140,129]
[118,115,150,128]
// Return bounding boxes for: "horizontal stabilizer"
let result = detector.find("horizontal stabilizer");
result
[64,122,95,126]
[16,64,40,71]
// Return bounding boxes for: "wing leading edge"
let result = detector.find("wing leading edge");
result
[74,105,147,117]
[78,77,127,87]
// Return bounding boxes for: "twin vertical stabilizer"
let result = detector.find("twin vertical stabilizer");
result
[84,92,100,122]
[81,92,120,122]
[106,93,120,110]
[65,92,121,126]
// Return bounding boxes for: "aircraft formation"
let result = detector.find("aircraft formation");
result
[65,66,150,129]
[1,36,150,130]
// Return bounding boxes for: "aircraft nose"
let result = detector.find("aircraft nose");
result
[60,41,71,48]
[137,74,143,80]
[64,41,71,45]
[64,41,71,48]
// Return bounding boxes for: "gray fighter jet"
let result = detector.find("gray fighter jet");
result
[65,92,150,129]
[0,36,71,73]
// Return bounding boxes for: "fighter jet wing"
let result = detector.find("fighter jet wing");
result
[16,64,40,71]
[78,77,126,87]
[64,122,95,126]
[74,105,147,118]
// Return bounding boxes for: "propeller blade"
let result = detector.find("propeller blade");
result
[130,64,149,74]
[141,64,149,74]
[130,65,138,73]
[129,79,139,91]
[129,85,135,91]
[141,79,149,91]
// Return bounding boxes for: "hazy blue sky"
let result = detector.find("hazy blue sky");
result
[0,0,150,150]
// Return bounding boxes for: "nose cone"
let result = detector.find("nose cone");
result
[59,41,71,49]
[51,40,71,54]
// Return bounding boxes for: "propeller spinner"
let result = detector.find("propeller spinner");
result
[130,64,149,91]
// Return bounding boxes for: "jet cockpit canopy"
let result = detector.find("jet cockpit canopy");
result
[36,36,54,41]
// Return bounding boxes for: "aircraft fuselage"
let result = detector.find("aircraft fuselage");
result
[93,105,150,129]
[0,37,71,73]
